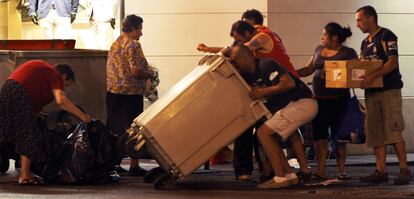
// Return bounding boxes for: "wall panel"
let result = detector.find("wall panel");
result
[268,0,414,13]
[145,56,204,95]
[125,0,267,95]
[269,1,414,153]
[127,0,266,14]
[268,1,414,97]
[269,13,414,55]
[0,3,7,39]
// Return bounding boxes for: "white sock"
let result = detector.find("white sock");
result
[273,176,288,183]
[285,172,298,180]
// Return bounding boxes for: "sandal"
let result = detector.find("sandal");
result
[338,172,351,180]
[19,177,45,186]
[311,174,328,182]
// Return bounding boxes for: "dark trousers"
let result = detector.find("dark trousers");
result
[106,92,144,137]
[233,124,263,176]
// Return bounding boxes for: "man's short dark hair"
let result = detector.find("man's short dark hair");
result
[242,9,264,25]
[55,64,75,81]
[356,5,378,24]
[230,20,256,37]
[122,14,143,33]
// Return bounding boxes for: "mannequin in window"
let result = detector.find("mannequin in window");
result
[89,0,118,50]
[28,0,79,39]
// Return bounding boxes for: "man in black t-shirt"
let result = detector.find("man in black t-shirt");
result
[356,5,411,185]
[230,44,317,189]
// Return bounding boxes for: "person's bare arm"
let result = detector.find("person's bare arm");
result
[361,55,398,88]
[296,56,315,77]
[53,89,92,123]
[197,43,225,53]
[249,73,295,100]
[244,33,269,52]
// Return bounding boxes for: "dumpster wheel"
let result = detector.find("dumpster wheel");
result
[144,166,164,183]
[153,172,174,190]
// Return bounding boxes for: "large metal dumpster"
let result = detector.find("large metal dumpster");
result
[128,55,271,189]
[0,49,108,120]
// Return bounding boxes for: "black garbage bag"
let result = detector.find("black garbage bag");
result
[46,109,82,130]
[41,120,121,184]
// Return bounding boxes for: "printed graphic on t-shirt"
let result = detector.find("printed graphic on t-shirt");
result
[364,41,379,59]
[387,41,397,51]
[269,71,279,81]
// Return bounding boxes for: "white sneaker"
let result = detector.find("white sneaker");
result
[257,178,290,189]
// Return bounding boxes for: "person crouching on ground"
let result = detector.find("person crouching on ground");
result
[0,60,92,185]
[230,44,318,189]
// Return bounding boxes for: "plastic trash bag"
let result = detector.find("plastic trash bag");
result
[41,120,121,184]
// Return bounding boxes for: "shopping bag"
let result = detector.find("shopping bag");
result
[334,90,366,144]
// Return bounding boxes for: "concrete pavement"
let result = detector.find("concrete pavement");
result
[0,154,414,199]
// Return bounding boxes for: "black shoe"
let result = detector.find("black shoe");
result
[394,169,412,185]
[360,169,388,183]
[259,171,275,183]
[129,166,147,176]
[114,165,128,173]
[296,171,312,183]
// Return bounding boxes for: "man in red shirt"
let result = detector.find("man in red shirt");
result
[230,21,299,77]
[0,60,91,185]
[197,10,298,77]
[197,10,307,182]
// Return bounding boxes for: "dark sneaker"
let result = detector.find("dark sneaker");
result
[394,169,412,185]
[360,170,388,183]
[296,171,312,183]
[338,172,351,180]
[128,166,148,176]
[259,171,275,183]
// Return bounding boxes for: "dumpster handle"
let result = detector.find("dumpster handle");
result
[250,100,272,120]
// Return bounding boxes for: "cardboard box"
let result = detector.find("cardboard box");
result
[325,60,383,88]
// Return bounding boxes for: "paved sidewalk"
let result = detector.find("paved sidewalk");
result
[0,154,413,199]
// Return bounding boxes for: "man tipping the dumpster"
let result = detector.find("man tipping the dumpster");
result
[229,44,318,189]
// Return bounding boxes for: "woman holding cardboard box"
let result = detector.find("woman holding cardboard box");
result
[297,22,358,181]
